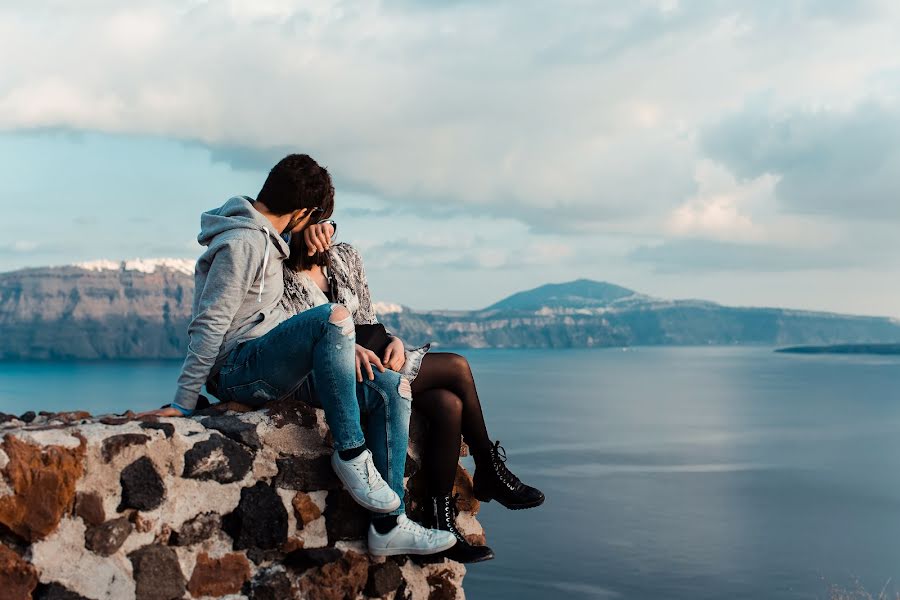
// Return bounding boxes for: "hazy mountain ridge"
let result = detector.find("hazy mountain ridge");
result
[1,264,898,359]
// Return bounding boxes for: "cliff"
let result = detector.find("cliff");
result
[0,400,482,600]
[3,262,900,359]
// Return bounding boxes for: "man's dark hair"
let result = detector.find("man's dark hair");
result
[256,154,334,215]
[284,187,335,272]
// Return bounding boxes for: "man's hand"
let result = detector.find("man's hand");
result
[382,337,406,371]
[355,344,386,382]
[304,221,335,256]
[137,406,184,418]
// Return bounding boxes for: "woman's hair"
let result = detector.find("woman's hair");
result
[256,154,334,216]
[284,191,335,272]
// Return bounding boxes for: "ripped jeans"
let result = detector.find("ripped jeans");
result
[302,370,412,516]
[216,303,412,516]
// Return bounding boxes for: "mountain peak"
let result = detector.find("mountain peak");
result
[484,279,638,312]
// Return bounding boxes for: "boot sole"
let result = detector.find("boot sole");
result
[368,537,458,557]
[474,493,545,510]
[445,550,496,564]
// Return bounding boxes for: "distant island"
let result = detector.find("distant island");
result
[2,260,900,359]
[776,344,900,355]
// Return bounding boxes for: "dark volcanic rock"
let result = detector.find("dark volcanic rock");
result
[139,421,175,439]
[265,396,318,428]
[118,457,165,512]
[274,455,339,490]
[101,433,150,462]
[284,547,342,574]
[323,490,369,542]
[128,544,186,600]
[182,434,253,484]
[222,482,288,551]
[169,512,220,546]
[32,582,91,600]
[244,567,293,600]
[84,517,132,556]
[19,411,35,423]
[365,560,404,598]
[74,492,105,527]
[200,415,261,449]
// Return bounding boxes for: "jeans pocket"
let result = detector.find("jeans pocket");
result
[222,379,281,407]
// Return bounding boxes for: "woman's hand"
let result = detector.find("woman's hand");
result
[382,337,406,371]
[355,344,386,382]
[137,406,184,418]
[304,222,335,256]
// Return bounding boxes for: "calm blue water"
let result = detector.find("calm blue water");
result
[3,347,900,599]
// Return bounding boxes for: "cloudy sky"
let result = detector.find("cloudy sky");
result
[1,0,899,315]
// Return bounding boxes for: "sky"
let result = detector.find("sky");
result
[1,0,899,316]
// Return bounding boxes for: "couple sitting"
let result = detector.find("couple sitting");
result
[148,154,543,562]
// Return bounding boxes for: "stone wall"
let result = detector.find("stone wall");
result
[0,399,484,600]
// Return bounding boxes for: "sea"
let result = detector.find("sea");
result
[2,347,900,600]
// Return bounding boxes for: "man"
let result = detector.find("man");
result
[146,154,455,556]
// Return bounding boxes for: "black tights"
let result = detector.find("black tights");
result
[410,352,493,496]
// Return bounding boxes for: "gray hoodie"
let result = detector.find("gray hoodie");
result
[173,196,291,411]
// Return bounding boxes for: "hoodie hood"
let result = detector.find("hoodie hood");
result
[198,196,290,258]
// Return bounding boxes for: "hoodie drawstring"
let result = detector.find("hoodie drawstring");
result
[258,228,270,303]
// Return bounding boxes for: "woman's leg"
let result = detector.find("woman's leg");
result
[411,388,463,496]
[411,352,544,511]
[410,353,492,458]
[357,369,413,516]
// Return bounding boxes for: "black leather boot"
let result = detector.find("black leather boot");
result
[473,441,545,510]
[429,495,495,564]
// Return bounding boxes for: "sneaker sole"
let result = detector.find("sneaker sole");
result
[332,461,401,514]
[368,537,458,557]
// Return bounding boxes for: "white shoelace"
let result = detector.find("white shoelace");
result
[353,453,385,491]
[398,518,436,541]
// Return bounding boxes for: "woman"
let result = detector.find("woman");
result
[280,209,545,564]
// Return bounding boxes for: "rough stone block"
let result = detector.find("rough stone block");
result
[128,544,186,600]
[0,434,86,542]
[0,544,38,600]
[118,456,165,512]
[101,433,149,462]
[200,415,262,449]
[84,517,131,556]
[223,481,288,551]
[182,434,253,483]
[187,551,251,597]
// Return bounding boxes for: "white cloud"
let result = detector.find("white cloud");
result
[1,0,898,234]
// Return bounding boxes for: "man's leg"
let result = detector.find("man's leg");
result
[217,303,363,450]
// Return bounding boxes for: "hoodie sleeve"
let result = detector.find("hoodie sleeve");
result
[173,239,262,411]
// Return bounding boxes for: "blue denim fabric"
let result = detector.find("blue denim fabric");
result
[301,369,411,516]
[216,303,366,451]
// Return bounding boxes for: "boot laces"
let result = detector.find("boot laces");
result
[491,441,521,492]
[435,494,465,543]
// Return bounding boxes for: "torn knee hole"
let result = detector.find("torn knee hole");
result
[328,305,355,337]
[397,377,412,400]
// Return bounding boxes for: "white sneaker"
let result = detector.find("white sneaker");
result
[331,449,401,513]
[367,514,457,556]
